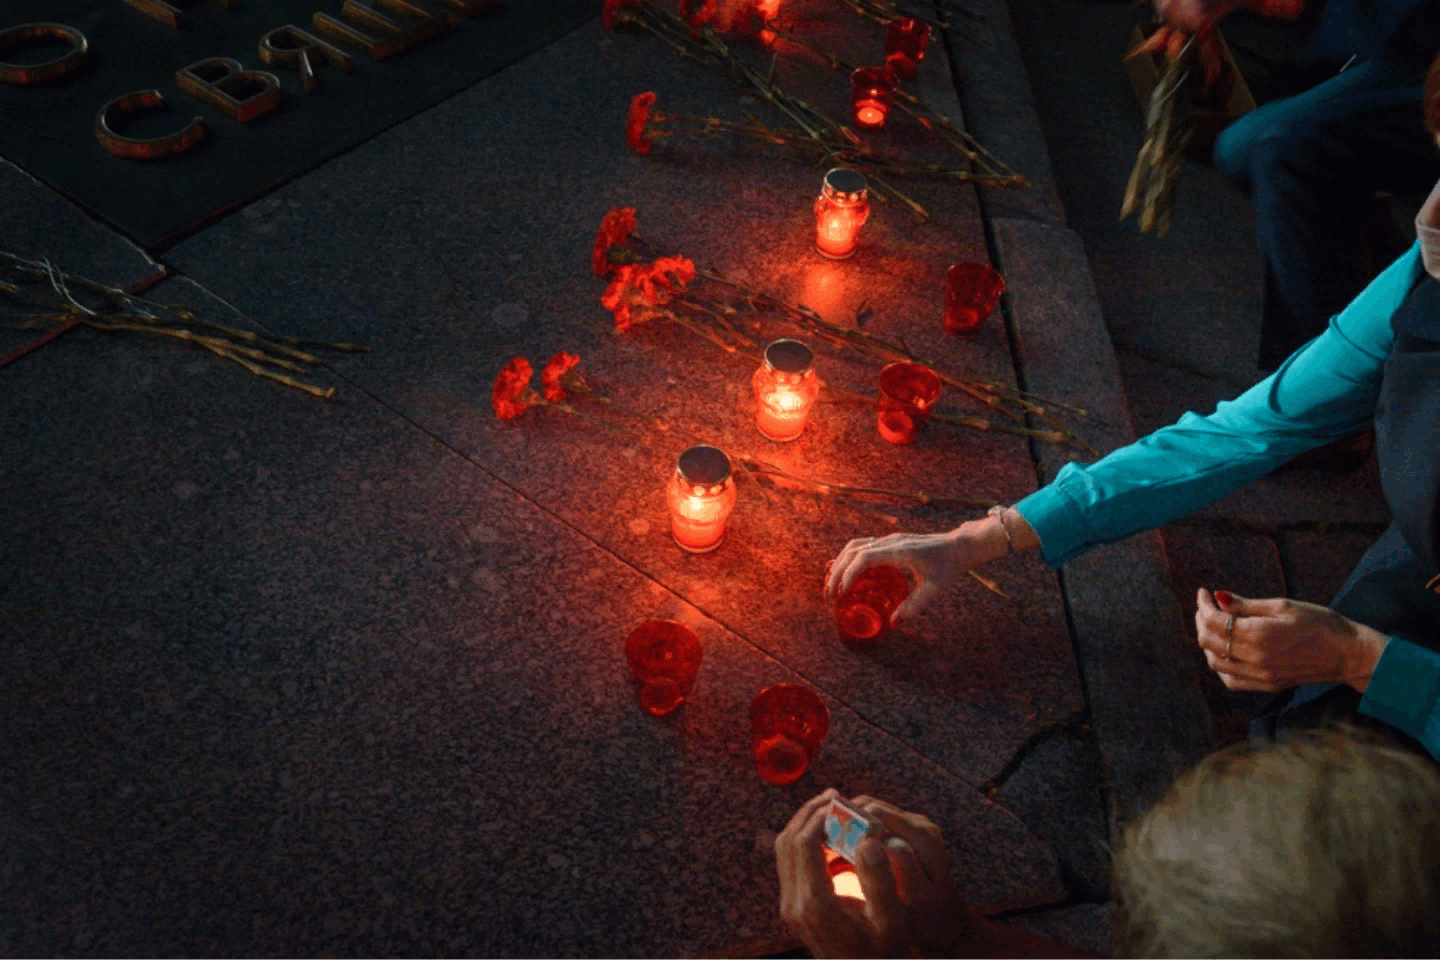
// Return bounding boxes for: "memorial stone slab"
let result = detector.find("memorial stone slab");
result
[0,277,1066,956]
[168,17,1087,786]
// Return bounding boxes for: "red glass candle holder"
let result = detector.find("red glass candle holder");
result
[625,619,703,716]
[814,168,870,260]
[667,445,738,553]
[750,683,830,786]
[835,565,911,643]
[754,339,820,441]
[876,362,943,445]
[850,67,895,130]
[884,18,930,81]
[944,263,1005,336]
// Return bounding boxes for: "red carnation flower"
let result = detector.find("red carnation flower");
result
[541,352,581,403]
[602,0,637,29]
[601,264,642,331]
[593,206,638,277]
[626,91,658,155]
[491,357,534,420]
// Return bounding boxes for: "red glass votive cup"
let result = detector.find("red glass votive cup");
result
[750,683,830,786]
[884,17,930,81]
[850,67,895,130]
[876,362,943,445]
[835,565,911,643]
[625,619,703,716]
[944,263,1005,336]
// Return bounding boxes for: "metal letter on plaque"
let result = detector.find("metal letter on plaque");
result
[95,90,206,159]
[175,58,282,123]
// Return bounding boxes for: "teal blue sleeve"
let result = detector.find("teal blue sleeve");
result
[1014,243,1420,568]
[1360,637,1440,760]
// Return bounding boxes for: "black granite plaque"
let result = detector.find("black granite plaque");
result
[0,0,596,249]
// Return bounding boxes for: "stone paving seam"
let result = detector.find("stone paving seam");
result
[989,218,1216,840]
[938,0,1220,835]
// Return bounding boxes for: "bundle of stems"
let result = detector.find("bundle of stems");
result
[1121,33,1193,236]
[613,0,1023,217]
[0,252,367,398]
[693,267,1095,450]
[604,243,1094,449]
[553,364,1001,512]
[832,0,984,40]
[759,26,1022,184]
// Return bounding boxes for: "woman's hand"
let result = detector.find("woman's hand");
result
[775,791,980,959]
[848,796,979,957]
[824,511,1035,625]
[774,789,916,959]
[1195,588,1391,693]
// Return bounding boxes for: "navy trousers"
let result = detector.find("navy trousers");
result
[1213,58,1438,370]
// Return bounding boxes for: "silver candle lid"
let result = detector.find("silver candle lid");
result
[821,168,868,202]
[677,445,731,487]
[764,338,814,374]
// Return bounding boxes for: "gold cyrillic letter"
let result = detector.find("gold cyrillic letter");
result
[175,58,282,122]
[313,0,458,61]
[95,90,206,160]
[0,23,88,86]
[259,25,355,93]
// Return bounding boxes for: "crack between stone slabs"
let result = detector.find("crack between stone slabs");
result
[936,21,1125,859]
[974,708,1091,797]
[154,274,1052,805]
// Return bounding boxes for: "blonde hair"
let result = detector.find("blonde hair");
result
[1113,728,1440,957]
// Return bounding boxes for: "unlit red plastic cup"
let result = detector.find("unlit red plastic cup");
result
[625,619,703,716]
[944,263,1005,336]
[835,565,911,642]
[876,362,943,445]
[750,683,830,786]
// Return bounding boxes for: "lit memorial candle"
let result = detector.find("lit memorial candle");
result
[666,445,737,553]
[850,67,895,129]
[813,168,871,260]
[753,339,820,441]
